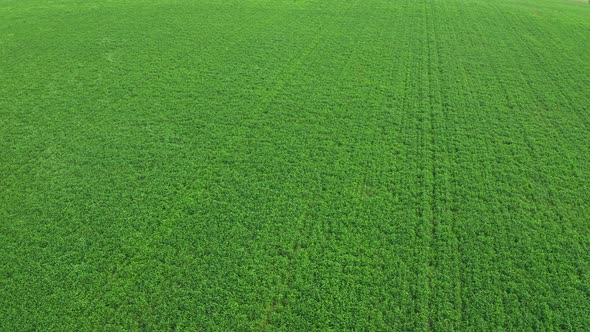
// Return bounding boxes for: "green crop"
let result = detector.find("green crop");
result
[1,0,589,330]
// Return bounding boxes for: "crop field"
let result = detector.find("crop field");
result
[1,0,590,330]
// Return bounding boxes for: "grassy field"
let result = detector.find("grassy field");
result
[1,0,589,330]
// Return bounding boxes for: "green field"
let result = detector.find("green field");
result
[1,0,589,330]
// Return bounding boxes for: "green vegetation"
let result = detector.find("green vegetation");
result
[1,0,589,330]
